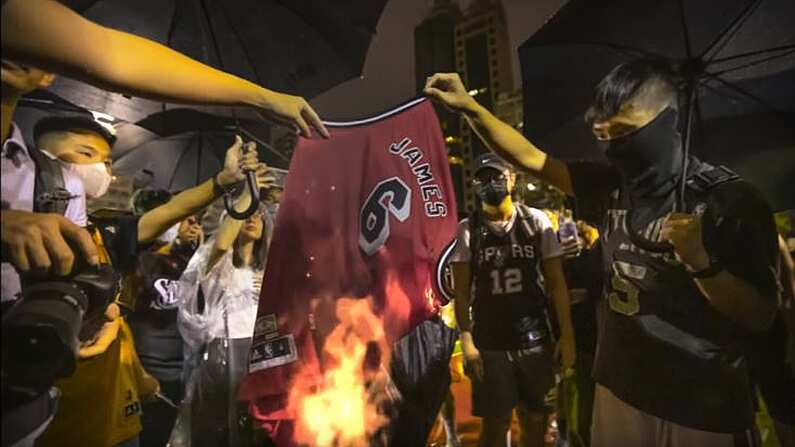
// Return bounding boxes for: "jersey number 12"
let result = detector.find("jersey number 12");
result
[490,268,523,295]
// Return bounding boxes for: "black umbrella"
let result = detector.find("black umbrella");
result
[113,108,289,192]
[113,128,231,192]
[50,0,388,123]
[519,0,795,211]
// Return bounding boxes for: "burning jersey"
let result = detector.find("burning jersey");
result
[238,98,458,431]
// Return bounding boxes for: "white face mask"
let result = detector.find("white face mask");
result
[69,162,112,198]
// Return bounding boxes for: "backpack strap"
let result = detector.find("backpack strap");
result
[468,209,482,290]
[685,164,740,195]
[29,146,73,215]
[515,203,538,240]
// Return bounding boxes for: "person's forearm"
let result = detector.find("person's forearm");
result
[779,235,795,301]
[205,190,253,271]
[138,179,216,243]
[452,263,473,335]
[213,192,252,253]
[543,259,575,340]
[695,271,776,331]
[2,0,268,108]
[464,102,573,195]
[551,284,575,341]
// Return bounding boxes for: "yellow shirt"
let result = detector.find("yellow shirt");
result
[36,320,144,447]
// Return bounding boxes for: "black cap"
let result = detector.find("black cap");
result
[474,152,512,175]
[33,115,117,147]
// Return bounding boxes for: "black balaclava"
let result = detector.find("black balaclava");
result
[600,108,683,198]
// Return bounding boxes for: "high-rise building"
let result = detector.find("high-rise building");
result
[455,0,514,212]
[415,0,514,215]
[415,0,465,215]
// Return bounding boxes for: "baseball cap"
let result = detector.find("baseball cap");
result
[33,114,117,147]
[474,152,513,175]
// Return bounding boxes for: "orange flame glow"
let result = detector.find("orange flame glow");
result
[288,297,394,447]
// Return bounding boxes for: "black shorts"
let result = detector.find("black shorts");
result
[471,344,555,418]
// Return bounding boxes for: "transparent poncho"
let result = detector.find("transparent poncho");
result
[168,239,262,447]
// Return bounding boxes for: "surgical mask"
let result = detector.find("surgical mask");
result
[599,108,683,198]
[477,178,510,206]
[69,162,112,198]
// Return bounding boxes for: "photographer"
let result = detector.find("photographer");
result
[2,134,261,447]
[0,60,94,305]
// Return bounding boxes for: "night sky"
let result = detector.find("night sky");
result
[311,0,565,121]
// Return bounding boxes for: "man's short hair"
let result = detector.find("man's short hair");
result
[33,115,117,147]
[585,58,679,125]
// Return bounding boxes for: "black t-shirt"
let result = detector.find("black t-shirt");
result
[568,158,779,432]
[126,243,195,382]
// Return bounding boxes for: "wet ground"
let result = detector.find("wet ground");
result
[426,354,559,447]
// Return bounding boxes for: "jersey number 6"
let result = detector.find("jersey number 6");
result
[359,177,411,255]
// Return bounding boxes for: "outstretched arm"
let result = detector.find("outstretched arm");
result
[206,163,273,271]
[137,137,257,243]
[1,0,328,138]
[424,73,573,195]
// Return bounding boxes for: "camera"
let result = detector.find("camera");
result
[1,263,121,389]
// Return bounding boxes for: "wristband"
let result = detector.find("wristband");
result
[688,260,723,279]
[213,173,243,197]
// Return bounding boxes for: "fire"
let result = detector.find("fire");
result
[288,297,394,447]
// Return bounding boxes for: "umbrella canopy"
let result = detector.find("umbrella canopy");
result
[52,0,389,122]
[112,130,230,192]
[113,107,291,192]
[519,0,795,210]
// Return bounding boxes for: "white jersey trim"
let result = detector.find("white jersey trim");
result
[322,97,427,127]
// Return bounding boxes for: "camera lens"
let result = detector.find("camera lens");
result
[1,283,87,388]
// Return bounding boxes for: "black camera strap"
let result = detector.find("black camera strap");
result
[29,146,72,216]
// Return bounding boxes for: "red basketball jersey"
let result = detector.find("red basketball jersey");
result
[239,98,458,431]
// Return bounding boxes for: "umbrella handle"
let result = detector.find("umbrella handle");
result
[224,170,261,219]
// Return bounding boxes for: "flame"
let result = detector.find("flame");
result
[288,297,394,447]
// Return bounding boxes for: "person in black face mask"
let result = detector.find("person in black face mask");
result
[448,153,576,447]
[597,107,683,199]
[424,58,780,447]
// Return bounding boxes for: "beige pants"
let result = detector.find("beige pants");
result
[591,384,759,447]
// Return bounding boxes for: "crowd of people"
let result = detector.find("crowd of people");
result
[2,1,794,447]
